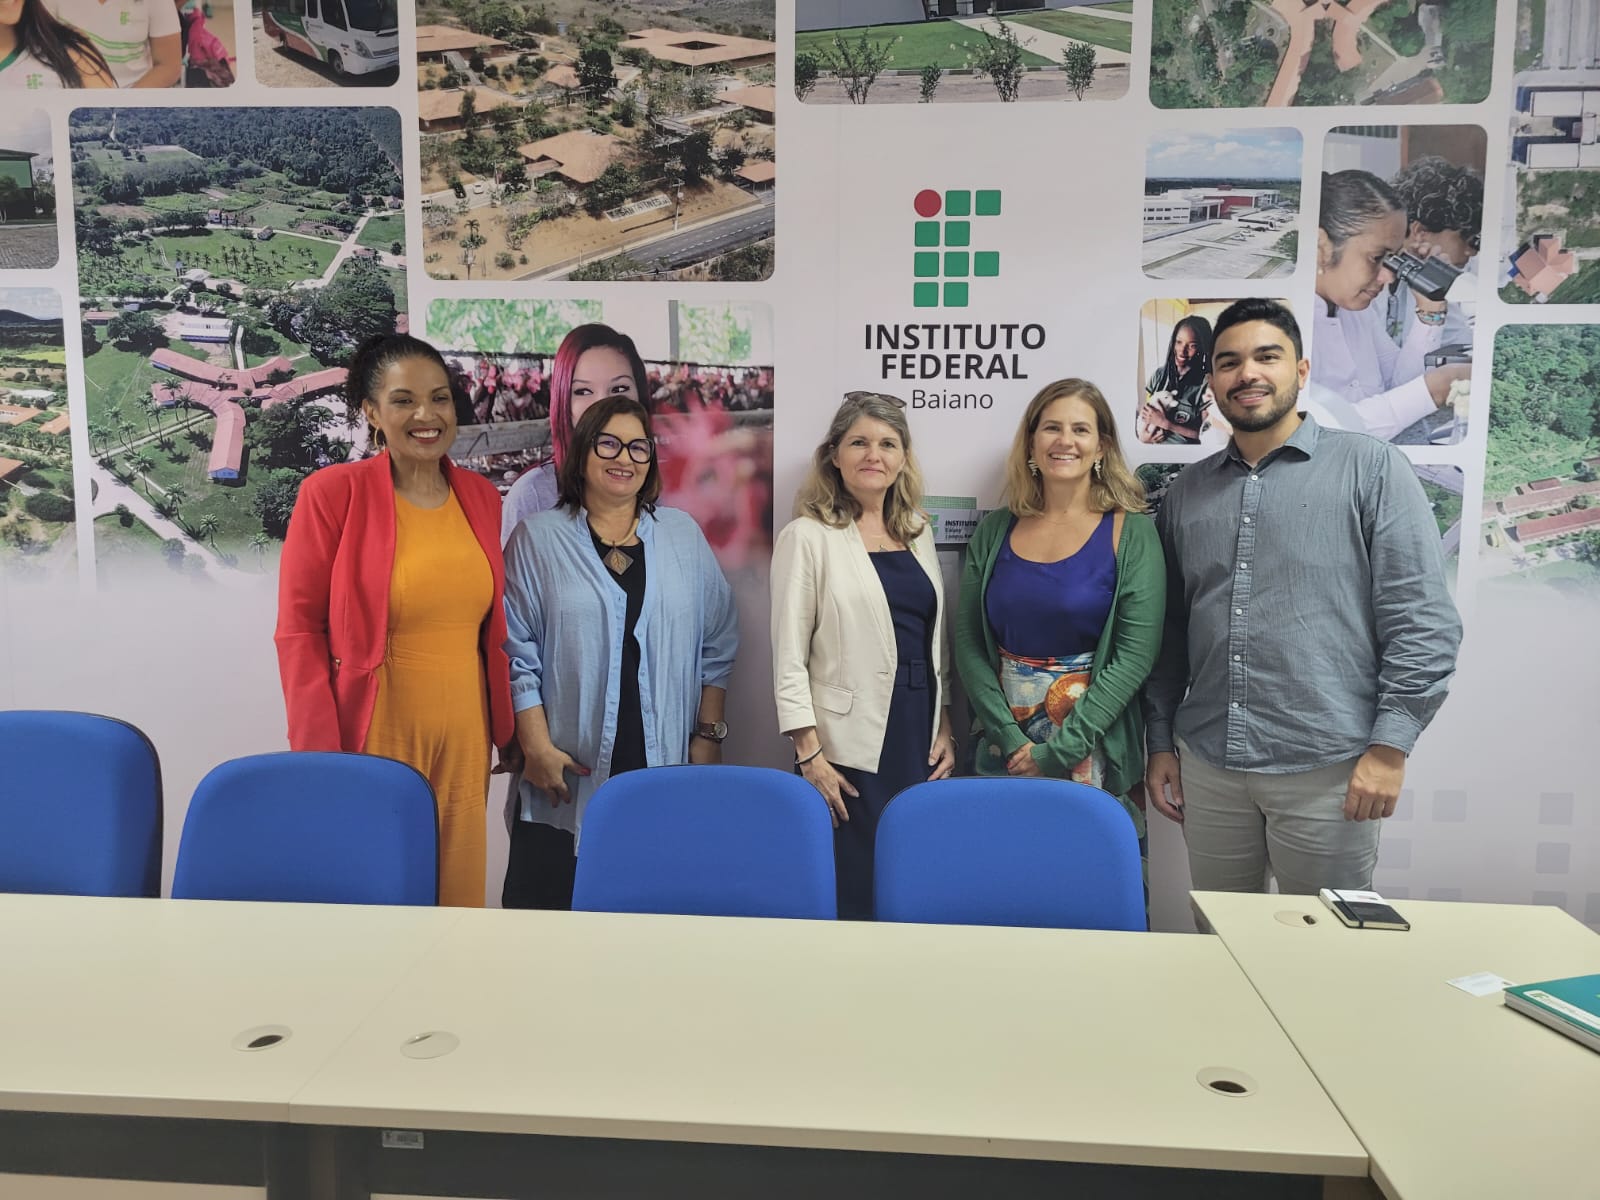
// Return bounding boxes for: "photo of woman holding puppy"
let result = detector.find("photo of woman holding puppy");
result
[1136,315,1215,446]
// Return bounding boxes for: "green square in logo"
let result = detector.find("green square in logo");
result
[944,221,970,247]
[975,251,1000,276]
[913,282,940,307]
[943,282,969,307]
[914,251,939,278]
[976,190,1002,216]
[944,190,971,217]
[914,221,940,247]
[944,251,969,277]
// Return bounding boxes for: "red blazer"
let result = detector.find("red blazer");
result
[275,453,515,755]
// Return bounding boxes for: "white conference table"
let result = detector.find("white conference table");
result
[1191,891,1600,1200]
[0,894,466,1197]
[289,907,1367,1198]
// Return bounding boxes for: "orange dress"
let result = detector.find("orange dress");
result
[363,491,493,907]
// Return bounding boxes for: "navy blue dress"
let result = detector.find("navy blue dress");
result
[833,550,935,921]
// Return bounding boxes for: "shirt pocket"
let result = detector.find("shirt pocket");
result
[813,683,854,715]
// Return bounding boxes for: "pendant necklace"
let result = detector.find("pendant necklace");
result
[597,517,639,576]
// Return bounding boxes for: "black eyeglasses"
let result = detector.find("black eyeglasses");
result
[593,434,655,463]
[844,390,907,408]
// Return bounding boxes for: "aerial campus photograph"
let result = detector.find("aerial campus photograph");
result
[0,289,73,579]
[414,0,776,281]
[1503,0,1600,303]
[795,0,1131,104]
[1479,323,1600,591]
[1143,128,1301,280]
[69,107,407,584]
[1149,0,1495,108]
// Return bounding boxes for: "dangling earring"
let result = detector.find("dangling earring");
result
[372,426,386,448]
[1027,458,1039,476]
[1092,459,1104,479]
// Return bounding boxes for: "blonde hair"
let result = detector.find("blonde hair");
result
[1002,379,1147,517]
[794,392,927,544]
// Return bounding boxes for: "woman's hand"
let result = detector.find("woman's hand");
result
[492,740,525,777]
[688,734,722,765]
[1006,743,1043,777]
[926,718,956,780]
[800,753,857,828]
[1135,393,1173,444]
[521,740,589,804]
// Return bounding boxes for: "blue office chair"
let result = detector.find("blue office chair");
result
[875,778,1146,931]
[572,766,836,919]
[171,752,437,905]
[0,710,163,898]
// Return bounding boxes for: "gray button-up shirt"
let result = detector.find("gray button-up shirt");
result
[1143,416,1462,773]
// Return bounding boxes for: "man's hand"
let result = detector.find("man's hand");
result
[1145,751,1185,823]
[1345,745,1405,822]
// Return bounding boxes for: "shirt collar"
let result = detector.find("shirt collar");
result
[1221,412,1321,471]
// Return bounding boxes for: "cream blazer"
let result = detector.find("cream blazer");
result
[770,515,949,774]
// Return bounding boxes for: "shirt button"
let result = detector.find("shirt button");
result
[1243,516,1252,524]
[1231,701,1241,709]
[1233,654,1241,661]
[1239,562,1248,570]
[1234,608,1243,615]
[1250,474,1259,481]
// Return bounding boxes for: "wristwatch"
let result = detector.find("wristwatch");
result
[694,720,728,743]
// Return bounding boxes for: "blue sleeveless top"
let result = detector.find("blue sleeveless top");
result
[985,512,1116,659]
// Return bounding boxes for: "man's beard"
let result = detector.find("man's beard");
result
[1221,380,1298,432]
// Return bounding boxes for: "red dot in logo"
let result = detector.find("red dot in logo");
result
[914,189,942,218]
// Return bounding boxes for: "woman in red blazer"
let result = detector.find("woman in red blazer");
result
[276,334,517,906]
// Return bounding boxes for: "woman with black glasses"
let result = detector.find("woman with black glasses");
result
[500,396,739,909]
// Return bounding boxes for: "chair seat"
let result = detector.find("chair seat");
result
[572,765,836,919]
[875,777,1146,931]
[171,751,438,905]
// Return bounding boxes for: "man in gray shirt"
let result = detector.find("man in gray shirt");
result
[1143,298,1462,894]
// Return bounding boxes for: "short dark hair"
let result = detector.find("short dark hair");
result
[557,396,661,514]
[1319,169,1404,256]
[1390,155,1484,245]
[1211,298,1303,362]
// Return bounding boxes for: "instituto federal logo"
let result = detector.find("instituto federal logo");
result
[912,188,1002,308]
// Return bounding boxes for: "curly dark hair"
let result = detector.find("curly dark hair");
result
[1390,155,1484,246]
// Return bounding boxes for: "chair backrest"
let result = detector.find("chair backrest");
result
[875,778,1146,931]
[572,766,835,919]
[0,711,163,898]
[171,752,437,905]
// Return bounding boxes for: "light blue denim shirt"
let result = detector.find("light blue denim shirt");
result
[503,504,738,839]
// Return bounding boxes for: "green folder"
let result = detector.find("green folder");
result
[1503,974,1600,1053]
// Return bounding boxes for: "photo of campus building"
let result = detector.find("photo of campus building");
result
[0,290,73,578]
[1150,0,1494,109]
[1503,0,1600,303]
[796,0,1130,104]
[1480,324,1600,592]
[1142,128,1300,279]
[0,113,59,271]
[414,0,776,281]
[70,107,407,582]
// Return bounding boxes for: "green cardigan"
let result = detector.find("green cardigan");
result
[953,508,1166,798]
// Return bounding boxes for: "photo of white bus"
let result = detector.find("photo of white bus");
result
[261,0,399,79]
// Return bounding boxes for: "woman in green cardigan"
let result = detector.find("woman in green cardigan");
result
[954,378,1166,874]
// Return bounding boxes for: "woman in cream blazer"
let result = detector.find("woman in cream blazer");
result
[772,392,954,919]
